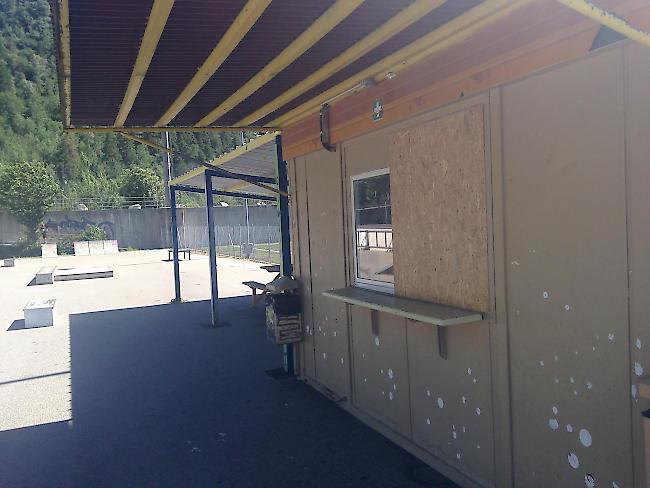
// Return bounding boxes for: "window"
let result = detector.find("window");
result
[351,169,393,292]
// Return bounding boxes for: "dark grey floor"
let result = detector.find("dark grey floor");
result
[0,297,456,487]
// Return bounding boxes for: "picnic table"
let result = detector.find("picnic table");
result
[168,248,191,261]
[261,264,280,273]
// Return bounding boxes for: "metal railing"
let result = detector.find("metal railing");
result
[51,195,166,211]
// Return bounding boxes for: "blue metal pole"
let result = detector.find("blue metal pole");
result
[205,172,219,326]
[170,187,181,303]
[276,135,294,374]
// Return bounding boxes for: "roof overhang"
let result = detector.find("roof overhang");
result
[49,0,650,134]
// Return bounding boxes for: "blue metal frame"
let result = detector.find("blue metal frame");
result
[276,135,294,374]
[205,173,220,327]
[204,168,276,185]
[171,183,276,202]
[170,188,181,302]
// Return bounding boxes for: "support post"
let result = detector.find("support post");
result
[170,187,181,303]
[205,172,219,326]
[276,135,294,374]
[161,131,172,206]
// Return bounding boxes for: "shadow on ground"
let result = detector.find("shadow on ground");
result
[0,297,455,488]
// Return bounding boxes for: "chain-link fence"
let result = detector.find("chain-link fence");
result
[176,205,281,265]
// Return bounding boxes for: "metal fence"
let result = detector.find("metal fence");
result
[51,195,166,211]
[177,209,281,265]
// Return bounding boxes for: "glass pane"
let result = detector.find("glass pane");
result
[353,173,393,284]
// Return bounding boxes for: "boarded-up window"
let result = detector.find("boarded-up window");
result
[389,105,488,312]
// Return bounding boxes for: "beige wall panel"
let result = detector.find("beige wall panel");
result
[350,306,411,437]
[407,319,495,485]
[304,149,350,397]
[389,106,488,313]
[625,42,650,488]
[293,157,316,380]
[502,47,631,488]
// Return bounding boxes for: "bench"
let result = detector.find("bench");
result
[35,266,56,285]
[24,298,56,328]
[242,281,269,307]
[168,248,191,261]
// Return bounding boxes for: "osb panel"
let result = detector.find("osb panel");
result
[389,105,488,312]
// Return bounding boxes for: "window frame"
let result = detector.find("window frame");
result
[350,168,394,294]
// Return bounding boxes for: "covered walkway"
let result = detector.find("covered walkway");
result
[0,261,454,487]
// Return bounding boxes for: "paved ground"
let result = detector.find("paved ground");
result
[0,250,455,487]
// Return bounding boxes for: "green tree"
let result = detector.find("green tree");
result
[0,160,60,243]
[119,166,163,206]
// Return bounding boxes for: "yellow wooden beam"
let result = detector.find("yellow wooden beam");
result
[236,0,448,126]
[271,0,531,127]
[556,0,650,48]
[118,132,173,153]
[195,0,365,127]
[224,181,251,192]
[156,0,271,126]
[114,0,175,126]
[65,125,276,134]
[56,0,72,127]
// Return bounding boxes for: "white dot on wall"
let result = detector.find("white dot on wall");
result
[467,368,472,375]
[452,431,457,440]
[374,336,380,346]
[462,396,467,404]
[363,378,367,383]
[426,389,431,397]
[554,355,559,362]
[566,424,573,433]
[476,407,481,416]
[585,474,595,488]
[585,381,593,390]
[382,391,385,396]
[426,417,431,425]
[540,360,545,367]
[592,346,596,352]
[635,362,645,377]
[437,397,445,409]
[579,429,592,447]
[393,384,397,391]
[388,392,394,401]
[388,368,394,379]
[636,338,643,350]
[554,378,560,384]
[362,353,366,359]
[632,384,638,399]
[473,378,477,384]
[564,304,571,311]
[322,352,327,359]
[608,333,615,342]
[567,452,580,469]
[613,482,620,488]
[380,369,384,374]
[333,331,337,337]
[456,453,461,460]
[552,406,558,415]
[543,291,549,299]
[340,357,344,365]
[462,426,466,433]
[574,390,579,396]
[549,418,559,430]
[570,377,575,384]
[476,444,481,449]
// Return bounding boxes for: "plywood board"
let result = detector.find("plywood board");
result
[389,106,488,312]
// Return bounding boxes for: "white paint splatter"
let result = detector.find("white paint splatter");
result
[452,431,457,439]
[437,397,445,409]
[539,360,545,367]
[363,377,367,383]
[554,378,560,384]
[322,352,327,359]
[579,429,592,447]
[393,384,397,391]
[613,482,620,488]
[543,291,549,299]
[426,417,431,425]
[462,426,466,433]
[382,391,385,396]
[574,390,579,396]
[566,424,573,433]
[388,392,394,401]
[554,355,559,362]
[592,346,596,352]
[585,474,595,488]
[475,407,481,416]
[473,378,478,384]
[380,369,384,374]
[585,381,593,390]
[632,384,638,399]
[340,357,344,365]
[461,396,467,404]
[426,389,431,397]
[635,362,644,377]
[570,377,575,384]
[549,418,559,430]
[564,304,571,311]
[637,338,643,350]
[374,336,380,346]
[552,406,558,415]
[608,333,615,342]
[511,260,520,266]
[476,444,481,449]
[333,331,337,337]
[388,368,394,379]
[362,353,366,359]
[575,350,579,356]
[467,368,472,375]
[456,453,461,460]
[567,452,580,469]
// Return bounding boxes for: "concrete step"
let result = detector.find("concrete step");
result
[53,267,113,282]
[34,266,57,285]
[24,298,56,328]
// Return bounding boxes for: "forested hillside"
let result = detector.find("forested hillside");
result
[0,0,249,205]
